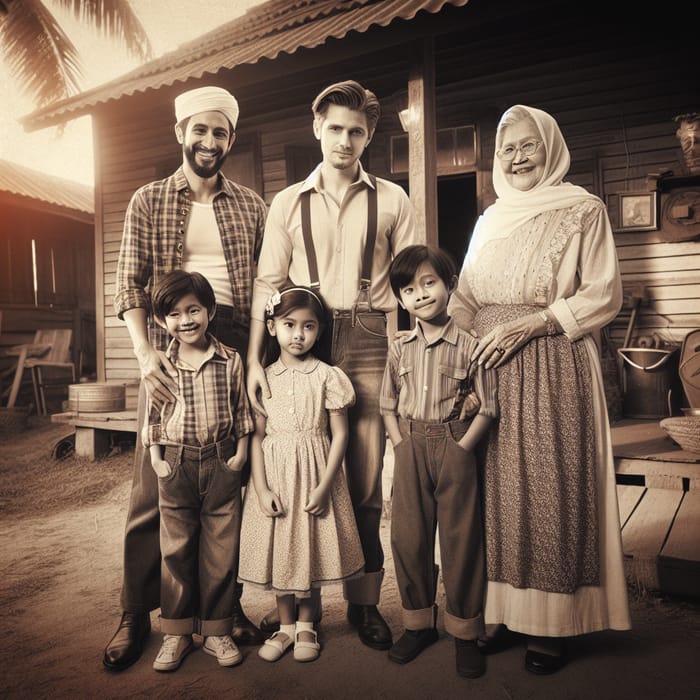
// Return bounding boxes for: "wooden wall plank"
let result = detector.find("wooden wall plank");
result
[93,3,698,383]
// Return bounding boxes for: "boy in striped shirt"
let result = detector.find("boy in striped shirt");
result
[380,245,498,679]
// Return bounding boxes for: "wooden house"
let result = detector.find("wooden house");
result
[0,159,96,404]
[21,0,699,593]
[21,0,699,382]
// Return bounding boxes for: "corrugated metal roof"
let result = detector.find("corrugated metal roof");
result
[23,0,469,130]
[0,159,94,214]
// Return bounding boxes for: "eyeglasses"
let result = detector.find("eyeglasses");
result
[496,140,543,161]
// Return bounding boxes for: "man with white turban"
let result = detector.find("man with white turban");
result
[105,85,267,672]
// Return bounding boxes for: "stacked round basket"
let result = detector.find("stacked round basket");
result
[659,329,700,455]
[660,414,700,453]
[68,383,126,413]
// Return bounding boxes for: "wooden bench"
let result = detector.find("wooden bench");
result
[612,419,700,598]
[51,409,138,460]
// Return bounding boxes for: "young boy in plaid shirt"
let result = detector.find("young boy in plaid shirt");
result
[144,270,253,672]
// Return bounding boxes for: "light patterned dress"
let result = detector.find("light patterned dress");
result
[450,201,631,636]
[238,356,364,596]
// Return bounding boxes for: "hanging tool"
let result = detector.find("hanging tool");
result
[622,284,648,349]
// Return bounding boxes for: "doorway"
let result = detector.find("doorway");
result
[437,173,477,267]
[397,172,477,267]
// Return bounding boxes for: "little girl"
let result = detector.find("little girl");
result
[238,286,364,663]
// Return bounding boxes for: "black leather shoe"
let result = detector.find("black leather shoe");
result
[477,624,522,655]
[455,638,486,678]
[103,611,151,671]
[525,639,567,675]
[347,604,392,650]
[231,598,265,645]
[388,628,438,664]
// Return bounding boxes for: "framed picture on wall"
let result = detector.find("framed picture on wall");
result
[606,190,659,233]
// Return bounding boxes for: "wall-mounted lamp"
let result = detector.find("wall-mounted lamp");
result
[398,108,411,132]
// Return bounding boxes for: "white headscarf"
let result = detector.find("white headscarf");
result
[466,105,599,259]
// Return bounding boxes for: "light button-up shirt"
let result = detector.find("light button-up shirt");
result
[251,163,420,320]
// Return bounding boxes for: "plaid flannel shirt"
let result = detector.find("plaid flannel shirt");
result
[143,334,253,448]
[114,167,266,351]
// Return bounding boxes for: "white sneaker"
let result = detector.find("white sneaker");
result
[153,634,193,672]
[203,634,243,667]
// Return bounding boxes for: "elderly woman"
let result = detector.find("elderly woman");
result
[449,105,631,674]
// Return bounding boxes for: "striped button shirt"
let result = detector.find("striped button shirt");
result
[143,335,253,448]
[114,167,266,351]
[380,318,498,423]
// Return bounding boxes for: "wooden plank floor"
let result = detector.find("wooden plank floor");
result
[612,419,700,596]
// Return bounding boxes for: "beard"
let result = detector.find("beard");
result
[183,144,228,178]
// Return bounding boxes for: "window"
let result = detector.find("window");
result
[391,125,476,175]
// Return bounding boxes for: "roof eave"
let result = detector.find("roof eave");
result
[21,0,470,132]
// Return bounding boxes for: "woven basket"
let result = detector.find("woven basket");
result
[0,406,30,434]
[659,416,700,454]
[68,383,126,413]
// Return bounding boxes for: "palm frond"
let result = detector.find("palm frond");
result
[0,0,153,107]
[55,0,152,61]
[1,0,83,106]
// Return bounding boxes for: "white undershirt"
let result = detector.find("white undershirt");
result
[182,201,233,307]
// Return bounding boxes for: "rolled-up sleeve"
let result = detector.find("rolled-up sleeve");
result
[379,340,401,416]
[114,188,153,319]
[251,189,298,322]
[230,353,254,438]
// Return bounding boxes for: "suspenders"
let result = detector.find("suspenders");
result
[299,174,378,319]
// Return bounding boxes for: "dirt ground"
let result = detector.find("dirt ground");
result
[1,417,699,700]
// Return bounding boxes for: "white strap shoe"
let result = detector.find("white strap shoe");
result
[294,628,320,662]
[258,631,294,662]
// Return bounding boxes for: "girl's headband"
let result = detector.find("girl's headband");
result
[264,287,325,317]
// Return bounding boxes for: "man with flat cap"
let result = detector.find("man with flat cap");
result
[104,85,267,671]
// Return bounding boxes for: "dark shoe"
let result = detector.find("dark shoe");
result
[477,623,521,655]
[525,638,567,675]
[231,598,265,645]
[455,638,486,678]
[103,611,151,671]
[347,603,392,650]
[388,628,438,664]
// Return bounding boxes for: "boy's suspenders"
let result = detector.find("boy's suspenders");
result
[299,174,378,320]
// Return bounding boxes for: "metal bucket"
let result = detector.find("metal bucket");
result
[618,348,682,419]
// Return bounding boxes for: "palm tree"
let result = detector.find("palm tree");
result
[0,0,152,107]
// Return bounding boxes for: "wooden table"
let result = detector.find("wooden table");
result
[612,419,700,598]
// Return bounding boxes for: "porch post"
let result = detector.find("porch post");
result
[407,37,438,246]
